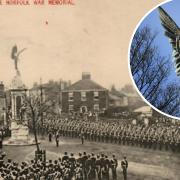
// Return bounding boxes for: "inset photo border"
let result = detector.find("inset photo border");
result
[128,0,180,120]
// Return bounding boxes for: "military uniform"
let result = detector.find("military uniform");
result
[111,155,118,180]
[95,155,101,180]
[121,157,128,180]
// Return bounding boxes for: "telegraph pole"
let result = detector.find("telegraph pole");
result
[40,78,44,139]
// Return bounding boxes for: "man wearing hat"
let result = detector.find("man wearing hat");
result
[95,155,101,180]
[90,153,96,180]
[62,152,69,163]
[55,132,60,147]
[69,153,76,179]
[82,152,88,179]
[77,153,83,166]
[111,155,118,180]
[121,156,128,180]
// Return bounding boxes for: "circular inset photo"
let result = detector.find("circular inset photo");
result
[129,0,180,119]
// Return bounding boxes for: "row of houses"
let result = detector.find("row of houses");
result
[0,73,144,122]
[33,72,144,114]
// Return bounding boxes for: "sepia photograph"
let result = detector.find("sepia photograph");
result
[0,0,179,179]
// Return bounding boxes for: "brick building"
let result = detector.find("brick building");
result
[61,73,109,113]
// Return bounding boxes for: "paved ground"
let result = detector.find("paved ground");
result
[2,136,180,180]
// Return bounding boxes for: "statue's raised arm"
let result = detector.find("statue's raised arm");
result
[11,45,27,75]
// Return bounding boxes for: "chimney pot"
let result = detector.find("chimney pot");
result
[82,72,91,80]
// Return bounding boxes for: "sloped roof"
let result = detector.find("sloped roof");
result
[110,90,126,97]
[134,106,151,113]
[123,92,139,97]
[63,79,107,91]
[109,93,123,100]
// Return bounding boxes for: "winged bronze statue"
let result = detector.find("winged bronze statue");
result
[11,45,27,75]
[158,7,180,76]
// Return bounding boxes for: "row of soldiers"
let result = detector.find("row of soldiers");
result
[0,152,121,180]
[46,118,180,153]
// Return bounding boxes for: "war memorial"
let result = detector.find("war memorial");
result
[0,45,179,179]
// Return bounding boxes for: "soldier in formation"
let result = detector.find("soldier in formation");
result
[44,117,180,153]
[0,152,118,180]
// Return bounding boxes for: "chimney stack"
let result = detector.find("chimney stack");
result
[82,72,91,80]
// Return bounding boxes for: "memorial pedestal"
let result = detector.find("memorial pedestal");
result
[3,121,35,146]
[3,74,36,146]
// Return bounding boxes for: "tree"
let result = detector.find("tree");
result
[110,84,117,93]
[130,26,180,117]
[121,84,136,94]
[25,93,55,152]
[153,83,180,116]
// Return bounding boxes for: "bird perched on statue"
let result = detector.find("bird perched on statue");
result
[158,7,180,76]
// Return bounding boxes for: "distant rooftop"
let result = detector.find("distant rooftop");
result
[63,72,107,91]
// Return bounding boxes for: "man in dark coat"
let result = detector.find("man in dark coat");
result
[55,132,60,147]
[121,156,128,180]
[48,131,52,142]
[111,155,118,180]
[62,152,69,163]
[95,155,101,180]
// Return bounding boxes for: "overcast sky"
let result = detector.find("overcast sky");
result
[0,0,164,89]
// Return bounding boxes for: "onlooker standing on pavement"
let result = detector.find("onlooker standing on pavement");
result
[80,132,85,145]
[55,132,59,147]
[121,156,128,180]
[48,131,52,142]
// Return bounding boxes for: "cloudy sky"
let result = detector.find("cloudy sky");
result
[0,0,163,89]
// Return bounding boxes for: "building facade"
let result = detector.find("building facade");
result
[109,92,128,107]
[61,73,109,113]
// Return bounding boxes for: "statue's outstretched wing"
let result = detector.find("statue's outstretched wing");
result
[17,48,27,57]
[158,7,179,48]
[158,7,180,75]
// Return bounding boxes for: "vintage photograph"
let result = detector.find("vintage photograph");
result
[0,0,179,180]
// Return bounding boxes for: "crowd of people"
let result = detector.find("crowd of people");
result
[0,113,179,179]
[40,116,180,153]
[1,112,179,153]
[0,151,126,180]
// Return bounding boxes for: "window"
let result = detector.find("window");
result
[94,91,99,101]
[81,91,86,101]
[69,105,74,111]
[68,92,74,101]
[94,104,99,111]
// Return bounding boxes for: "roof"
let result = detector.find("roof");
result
[109,93,123,100]
[62,79,107,91]
[134,106,151,113]
[123,92,139,97]
[110,90,126,97]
